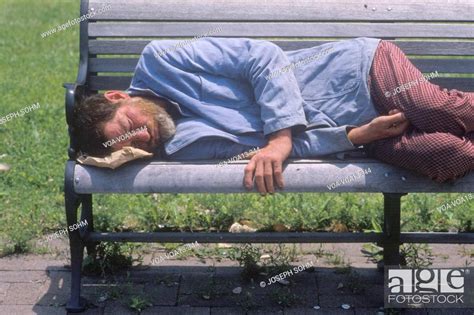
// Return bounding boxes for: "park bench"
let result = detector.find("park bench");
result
[64,0,474,312]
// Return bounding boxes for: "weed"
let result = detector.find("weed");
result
[270,288,301,307]
[238,290,258,311]
[264,244,297,275]
[128,295,152,312]
[229,243,261,280]
[107,285,122,300]
[196,276,221,300]
[345,270,365,294]
[324,250,349,267]
[400,244,434,268]
[362,243,434,268]
[82,242,141,276]
[459,245,474,258]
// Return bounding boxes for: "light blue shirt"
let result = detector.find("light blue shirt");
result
[127,37,381,160]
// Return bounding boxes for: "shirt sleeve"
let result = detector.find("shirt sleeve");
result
[291,125,359,157]
[167,137,258,161]
[140,37,308,135]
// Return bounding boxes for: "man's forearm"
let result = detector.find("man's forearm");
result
[347,111,410,145]
[243,127,293,195]
[268,128,292,155]
[347,125,372,145]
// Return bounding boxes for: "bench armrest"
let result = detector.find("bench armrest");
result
[64,83,86,160]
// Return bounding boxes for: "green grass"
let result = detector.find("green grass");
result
[0,0,472,257]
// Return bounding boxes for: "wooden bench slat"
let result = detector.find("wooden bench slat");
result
[73,160,474,194]
[88,22,474,38]
[89,40,474,56]
[90,57,474,74]
[88,76,474,92]
[89,0,474,21]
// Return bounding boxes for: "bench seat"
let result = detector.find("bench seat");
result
[71,160,474,194]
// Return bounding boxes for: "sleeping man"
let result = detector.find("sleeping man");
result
[73,37,473,195]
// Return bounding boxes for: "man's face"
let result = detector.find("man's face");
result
[101,91,175,153]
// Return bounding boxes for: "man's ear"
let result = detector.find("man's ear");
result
[104,90,130,103]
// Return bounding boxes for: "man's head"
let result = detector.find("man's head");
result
[73,91,176,156]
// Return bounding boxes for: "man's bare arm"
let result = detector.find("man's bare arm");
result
[348,110,410,145]
[243,128,292,195]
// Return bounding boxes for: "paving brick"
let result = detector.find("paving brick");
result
[141,305,210,314]
[179,272,214,295]
[0,305,67,314]
[427,309,474,315]
[0,283,10,304]
[178,293,241,307]
[0,255,68,271]
[73,307,104,315]
[210,306,246,314]
[40,271,71,296]
[286,307,355,314]
[0,271,46,282]
[36,293,69,307]
[123,270,181,284]
[319,292,383,309]
[317,270,382,295]
[401,309,429,315]
[284,307,318,315]
[354,307,383,314]
[81,283,118,304]
[3,282,42,304]
[143,282,178,306]
[247,307,284,315]
[317,283,384,308]
[103,301,135,315]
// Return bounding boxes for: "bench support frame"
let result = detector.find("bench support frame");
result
[66,162,461,312]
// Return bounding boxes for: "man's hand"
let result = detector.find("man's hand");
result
[243,128,292,195]
[347,110,410,145]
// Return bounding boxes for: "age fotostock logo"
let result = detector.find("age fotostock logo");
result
[385,267,473,308]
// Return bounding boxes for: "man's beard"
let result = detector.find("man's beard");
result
[129,96,176,146]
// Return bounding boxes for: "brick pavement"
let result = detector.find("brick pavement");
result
[0,243,472,315]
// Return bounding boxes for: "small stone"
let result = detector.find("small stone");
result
[229,222,257,233]
[232,286,242,294]
[97,294,108,302]
[387,7,392,11]
[202,294,211,300]
[0,163,11,172]
[372,7,376,11]
[313,305,321,310]
[341,303,351,310]
[376,311,385,315]
[277,279,290,286]
[273,223,289,232]
[337,282,344,290]
[384,173,389,177]
[401,176,407,181]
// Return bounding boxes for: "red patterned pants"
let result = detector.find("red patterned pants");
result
[368,40,474,182]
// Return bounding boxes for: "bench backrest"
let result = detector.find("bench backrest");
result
[78,0,473,95]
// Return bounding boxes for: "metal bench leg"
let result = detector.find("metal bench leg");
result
[79,194,98,257]
[382,193,406,267]
[65,162,87,313]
